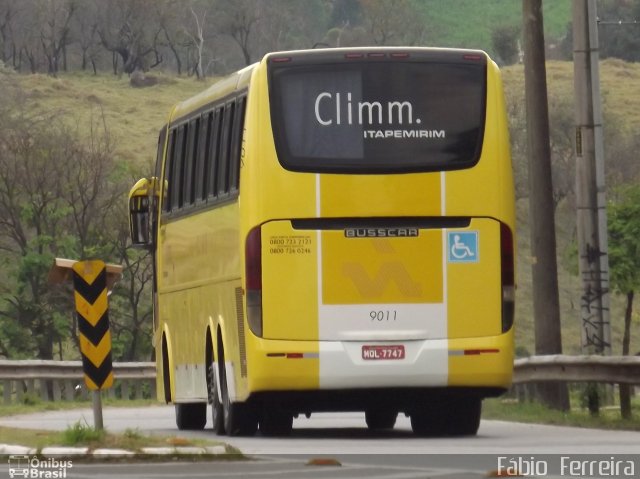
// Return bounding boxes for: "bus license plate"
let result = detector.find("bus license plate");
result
[362,345,405,360]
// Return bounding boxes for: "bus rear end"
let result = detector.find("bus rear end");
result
[242,48,515,436]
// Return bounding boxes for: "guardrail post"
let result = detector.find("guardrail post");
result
[107,382,116,399]
[52,380,62,401]
[16,380,24,403]
[3,379,12,405]
[25,378,35,398]
[64,380,75,401]
[149,379,156,400]
[134,380,143,400]
[121,380,130,400]
[39,379,49,402]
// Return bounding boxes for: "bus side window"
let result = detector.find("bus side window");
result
[217,101,235,197]
[206,108,222,200]
[171,125,186,211]
[229,96,246,193]
[183,117,199,207]
[155,126,166,181]
[195,113,210,202]
[153,126,166,240]
[163,129,176,213]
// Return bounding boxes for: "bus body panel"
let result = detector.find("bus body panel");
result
[246,331,513,394]
[157,201,244,401]
[262,217,501,343]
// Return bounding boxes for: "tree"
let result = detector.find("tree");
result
[607,184,640,419]
[213,0,261,66]
[108,199,154,361]
[360,0,425,46]
[0,88,74,359]
[252,0,329,53]
[184,5,207,78]
[522,0,569,412]
[492,24,521,66]
[96,0,162,74]
[73,0,101,74]
[0,81,126,360]
[38,0,77,75]
[506,89,577,210]
[156,0,190,75]
[0,0,17,65]
[327,0,362,28]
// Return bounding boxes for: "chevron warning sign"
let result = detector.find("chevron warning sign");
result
[72,260,114,390]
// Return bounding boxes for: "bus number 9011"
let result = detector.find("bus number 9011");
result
[370,310,397,321]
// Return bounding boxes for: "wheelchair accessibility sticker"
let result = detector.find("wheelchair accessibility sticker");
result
[448,231,479,263]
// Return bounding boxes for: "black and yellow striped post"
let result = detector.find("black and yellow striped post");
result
[48,258,122,430]
[72,260,114,391]
[71,260,113,430]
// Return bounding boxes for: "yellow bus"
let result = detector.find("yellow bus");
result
[128,47,515,437]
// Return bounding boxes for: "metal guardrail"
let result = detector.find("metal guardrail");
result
[0,360,155,404]
[513,355,640,385]
[1,355,638,405]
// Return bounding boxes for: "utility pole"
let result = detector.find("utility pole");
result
[572,0,611,357]
[522,0,569,411]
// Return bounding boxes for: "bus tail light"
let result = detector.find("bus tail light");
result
[500,223,515,333]
[245,226,263,337]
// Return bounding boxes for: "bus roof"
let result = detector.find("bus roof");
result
[170,63,257,124]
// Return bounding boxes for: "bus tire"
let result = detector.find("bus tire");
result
[260,409,293,436]
[221,390,258,436]
[218,341,257,436]
[365,409,397,430]
[175,403,207,430]
[161,336,171,403]
[410,404,447,437]
[447,398,482,436]
[207,362,225,435]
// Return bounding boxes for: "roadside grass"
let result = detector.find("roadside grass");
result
[483,397,640,431]
[0,422,237,455]
[0,397,242,457]
[0,397,160,418]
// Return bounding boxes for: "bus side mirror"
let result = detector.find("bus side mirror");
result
[128,178,158,248]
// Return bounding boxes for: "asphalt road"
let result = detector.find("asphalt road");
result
[1,405,639,456]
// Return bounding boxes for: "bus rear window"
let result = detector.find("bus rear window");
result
[269,60,486,173]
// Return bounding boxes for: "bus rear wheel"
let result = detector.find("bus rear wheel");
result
[410,406,446,437]
[365,409,398,430]
[410,397,481,437]
[219,364,257,436]
[447,397,482,436]
[221,390,258,436]
[175,403,207,430]
[207,362,224,434]
[260,409,293,436]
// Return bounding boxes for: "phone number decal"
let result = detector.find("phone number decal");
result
[268,235,312,255]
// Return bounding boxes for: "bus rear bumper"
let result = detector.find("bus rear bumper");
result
[248,331,513,394]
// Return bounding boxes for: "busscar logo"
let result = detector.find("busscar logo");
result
[8,456,73,478]
[344,228,419,238]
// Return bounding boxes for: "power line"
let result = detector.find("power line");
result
[597,18,640,25]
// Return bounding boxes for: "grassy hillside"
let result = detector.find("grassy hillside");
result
[415,0,571,53]
[2,58,639,356]
[4,70,216,169]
